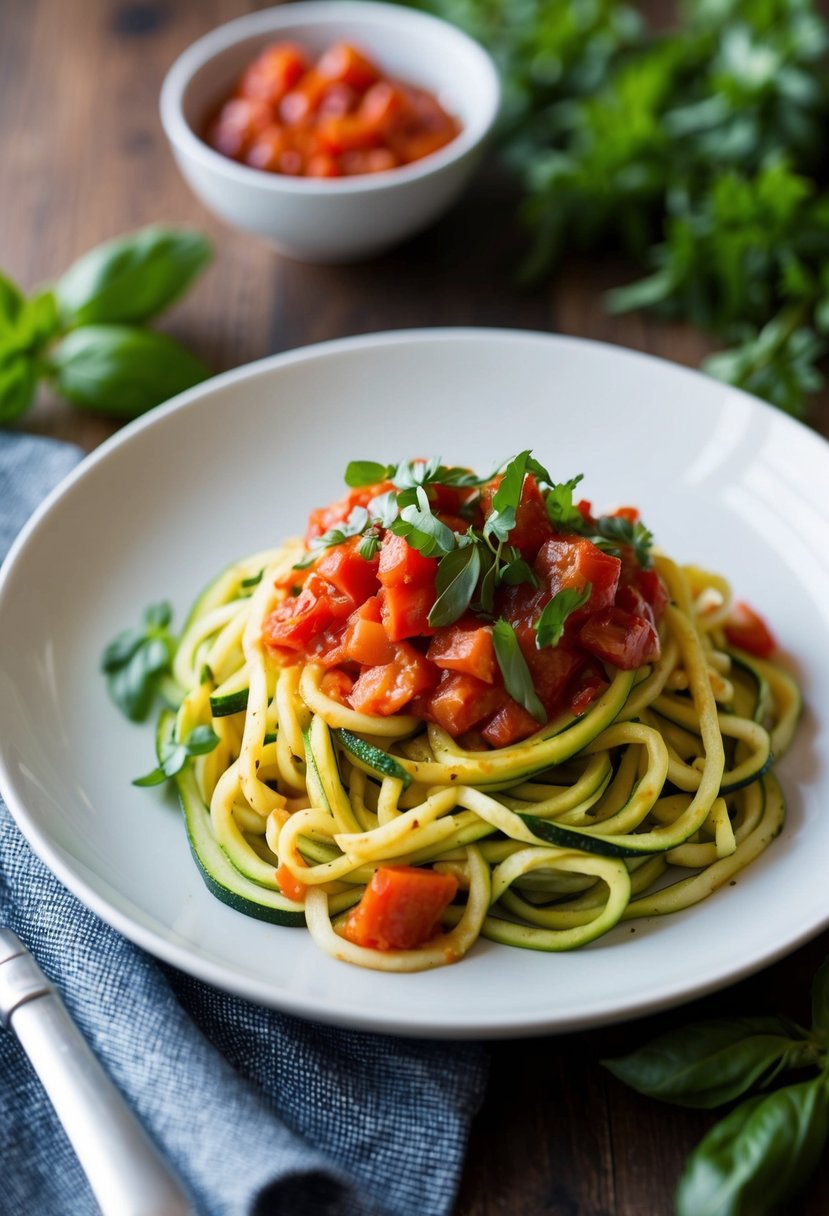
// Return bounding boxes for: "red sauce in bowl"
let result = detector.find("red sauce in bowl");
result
[205,41,462,178]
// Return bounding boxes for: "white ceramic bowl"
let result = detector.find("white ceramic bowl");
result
[159,1,500,262]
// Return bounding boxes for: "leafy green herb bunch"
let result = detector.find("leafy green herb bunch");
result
[408,0,829,417]
[1,226,212,423]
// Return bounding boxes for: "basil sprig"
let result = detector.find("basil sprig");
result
[101,602,176,722]
[491,620,546,723]
[1,226,211,423]
[133,723,219,787]
[605,955,829,1216]
[535,584,592,649]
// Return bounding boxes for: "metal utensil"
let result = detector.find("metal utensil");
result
[0,930,190,1215]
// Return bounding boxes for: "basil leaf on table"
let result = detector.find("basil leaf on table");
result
[46,324,209,415]
[675,1076,829,1216]
[55,226,212,327]
[604,1016,815,1109]
[0,353,37,422]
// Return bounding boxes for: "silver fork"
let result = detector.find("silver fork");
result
[0,930,189,1215]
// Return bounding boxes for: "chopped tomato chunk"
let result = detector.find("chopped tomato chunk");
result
[378,533,438,587]
[343,599,396,666]
[320,668,355,703]
[633,567,669,623]
[305,482,393,542]
[534,536,621,615]
[578,607,660,669]
[724,602,776,658]
[425,671,504,735]
[481,699,539,748]
[263,573,350,652]
[482,474,552,560]
[349,642,438,715]
[380,583,436,641]
[342,866,458,950]
[426,619,497,683]
[314,535,379,605]
[275,862,308,903]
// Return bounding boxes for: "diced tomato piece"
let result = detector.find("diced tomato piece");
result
[279,69,329,124]
[305,482,393,542]
[524,642,584,717]
[426,619,497,683]
[724,602,776,658]
[349,642,438,716]
[315,113,380,156]
[615,583,655,627]
[568,660,609,715]
[275,862,308,903]
[342,602,396,666]
[263,573,346,652]
[320,668,355,703]
[425,671,504,736]
[309,621,348,667]
[481,474,552,560]
[317,83,359,117]
[316,42,380,92]
[614,506,640,523]
[378,533,439,588]
[578,607,660,670]
[634,567,669,623]
[576,499,594,524]
[239,43,309,103]
[535,537,621,615]
[314,536,379,605]
[498,583,548,633]
[342,865,458,951]
[380,583,436,640]
[481,698,540,748]
[306,152,342,178]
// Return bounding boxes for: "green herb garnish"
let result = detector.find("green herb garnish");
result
[133,724,220,787]
[492,619,546,723]
[535,584,592,649]
[101,601,176,722]
[1,226,211,423]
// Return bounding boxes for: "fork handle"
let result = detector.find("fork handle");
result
[0,930,190,1216]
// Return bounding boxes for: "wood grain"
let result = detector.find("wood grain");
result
[3,3,829,1214]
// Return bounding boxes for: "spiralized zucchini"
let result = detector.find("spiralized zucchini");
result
[164,543,800,972]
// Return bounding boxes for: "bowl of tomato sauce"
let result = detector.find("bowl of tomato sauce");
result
[160,1,500,262]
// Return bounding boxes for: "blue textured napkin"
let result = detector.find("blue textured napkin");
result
[0,431,488,1216]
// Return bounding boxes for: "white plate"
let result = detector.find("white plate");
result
[1,329,828,1039]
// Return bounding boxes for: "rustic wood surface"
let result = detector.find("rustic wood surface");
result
[3,2,829,1214]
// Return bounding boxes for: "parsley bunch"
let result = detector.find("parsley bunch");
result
[407,0,829,417]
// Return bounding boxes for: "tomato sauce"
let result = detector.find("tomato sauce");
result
[205,41,461,178]
[263,462,669,748]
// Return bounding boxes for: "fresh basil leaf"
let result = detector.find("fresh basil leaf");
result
[499,555,538,587]
[0,272,24,332]
[102,601,175,722]
[545,475,585,529]
[811,956,829,1041]
[357,530,381,560]
[15,290,60,352]
[485,450,530,543]
[132,724,219,787]
[429,543,482,627]
[476,545,498,617]
[369,490,399,528]
[392,491,456,558]
[675,1077,829,1216]
[46,325,209,417]
[492,619,546,723]
[344,460,393,487]
[605,1017,814,1110]
[536,584,592,649]
[0,352,37,422]
[525,454,554,486]
[594,514,653,567]
[294,506,371,568]
[55,226,212,327]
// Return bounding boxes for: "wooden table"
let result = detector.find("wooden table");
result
[4,3,829,1213]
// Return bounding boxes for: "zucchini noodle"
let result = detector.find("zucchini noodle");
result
[156,541,801,972]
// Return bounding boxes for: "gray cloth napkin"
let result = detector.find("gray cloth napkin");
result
[0,431,487,1216]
